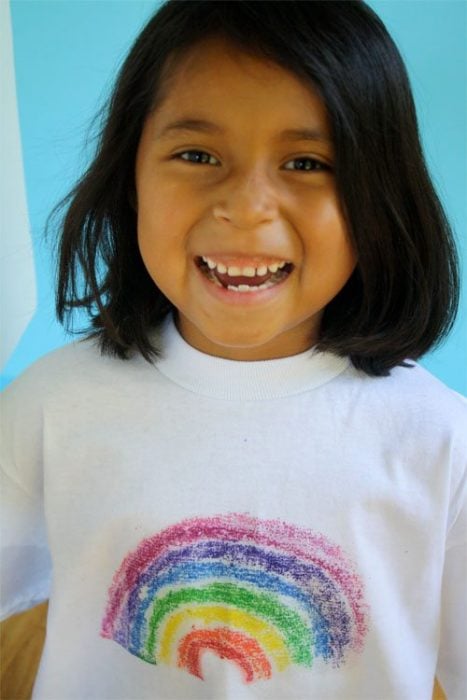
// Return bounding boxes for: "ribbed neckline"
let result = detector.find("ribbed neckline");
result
[154,314,350,400]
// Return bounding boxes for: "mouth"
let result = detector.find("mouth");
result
[195,255,294,293]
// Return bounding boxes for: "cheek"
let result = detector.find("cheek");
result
[137,183,178,253]
[136,204,169,281]
[322,218,355,265]
[136,199,191,300]
[138,175,202,245]
[302,197,355,271]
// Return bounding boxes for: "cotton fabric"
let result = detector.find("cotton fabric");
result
[1,314,466,699]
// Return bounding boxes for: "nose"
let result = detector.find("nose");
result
[212,167,279,230]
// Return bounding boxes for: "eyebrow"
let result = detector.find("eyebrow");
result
[155,118,332,144]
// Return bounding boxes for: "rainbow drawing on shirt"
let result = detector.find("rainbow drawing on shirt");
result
[101,513,369,683]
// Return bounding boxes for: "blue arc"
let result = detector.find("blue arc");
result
[117,540,351,662]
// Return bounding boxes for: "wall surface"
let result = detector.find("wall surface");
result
[1,0,465,394]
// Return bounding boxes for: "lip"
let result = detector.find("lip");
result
[194,257,293,306]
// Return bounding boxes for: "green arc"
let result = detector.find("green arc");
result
[144,581,313,665]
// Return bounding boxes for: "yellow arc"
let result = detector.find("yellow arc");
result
[159,605,291,671]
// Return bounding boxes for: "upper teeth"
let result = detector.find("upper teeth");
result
[202,256,287,277]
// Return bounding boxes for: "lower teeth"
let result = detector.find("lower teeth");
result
[227,281,276,292]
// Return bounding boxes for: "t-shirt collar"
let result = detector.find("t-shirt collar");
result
[154,313,349,400]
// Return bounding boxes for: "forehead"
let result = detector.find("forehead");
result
[154,37,331,135]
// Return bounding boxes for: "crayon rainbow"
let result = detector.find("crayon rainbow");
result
[101,513,368,683]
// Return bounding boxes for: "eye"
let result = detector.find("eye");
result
[171,151,331,172]
[173,150,220,166]
[283,157,330,172]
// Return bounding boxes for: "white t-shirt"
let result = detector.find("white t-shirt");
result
[1,315,466,699]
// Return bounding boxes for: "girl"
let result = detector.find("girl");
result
[1,1,465,698]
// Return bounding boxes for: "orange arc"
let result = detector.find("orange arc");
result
[178,627,272,683]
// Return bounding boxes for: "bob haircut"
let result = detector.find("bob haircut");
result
[51,0,460,377]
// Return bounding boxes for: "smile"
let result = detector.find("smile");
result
[196,255,294,292]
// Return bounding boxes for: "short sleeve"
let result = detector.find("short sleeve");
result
[436,453,467,699]
[0,371,52,620]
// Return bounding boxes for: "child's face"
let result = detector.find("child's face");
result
[136,38,356,360]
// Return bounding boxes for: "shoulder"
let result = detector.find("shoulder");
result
[333,361,466,511]
[344,359,465,412]
[334,359,467,445]
[1,337,151,412]
[384,362,466,425]
[3,338,103,396]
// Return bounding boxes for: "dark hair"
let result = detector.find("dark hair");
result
[50,0,460,377]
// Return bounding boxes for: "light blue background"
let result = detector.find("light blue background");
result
[3,0,466,394]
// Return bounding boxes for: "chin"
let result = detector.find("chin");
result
[207,328,275,350]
